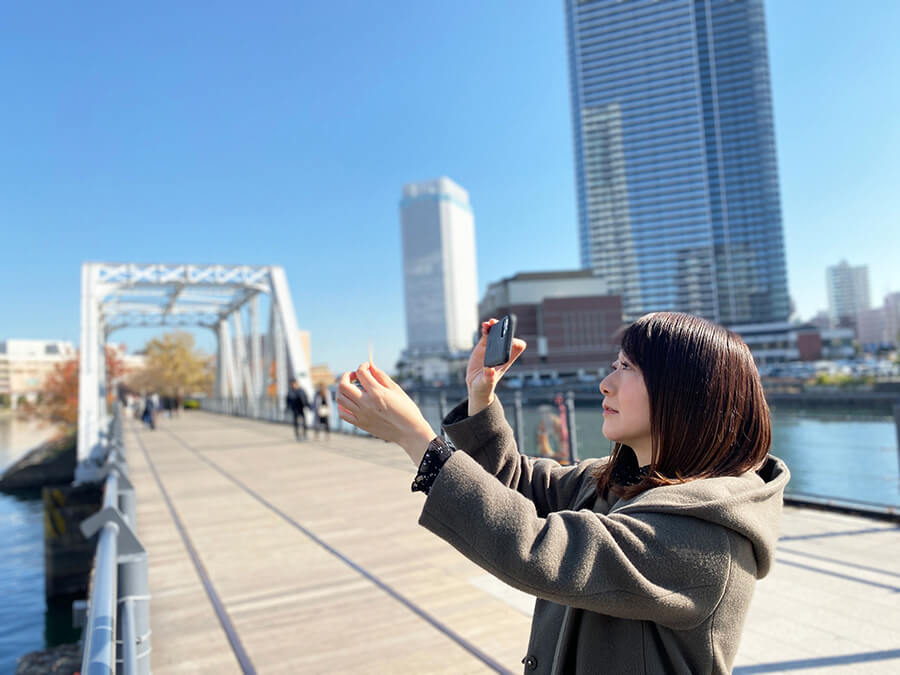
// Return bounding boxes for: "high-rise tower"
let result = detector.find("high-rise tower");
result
[400,177,478,355]
[565,0,789,324]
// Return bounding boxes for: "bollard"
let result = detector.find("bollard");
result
[513,391,524,452]
[565,391,579,463]
[119,487,137,530]
[438,392,447,439]
[118,551,151,674]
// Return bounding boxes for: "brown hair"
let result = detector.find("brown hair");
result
[594,312,771,499]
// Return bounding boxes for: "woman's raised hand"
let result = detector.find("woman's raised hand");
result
[337,362,436,465]
[465,319,527,417]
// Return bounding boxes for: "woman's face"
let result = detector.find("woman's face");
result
[599,351,652,456]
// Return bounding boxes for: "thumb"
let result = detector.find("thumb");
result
[509,338,527,364]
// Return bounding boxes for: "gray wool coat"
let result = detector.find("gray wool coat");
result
[418,398,790,674]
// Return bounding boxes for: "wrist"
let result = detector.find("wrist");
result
[467,392,494,417]
[400,423,436,465]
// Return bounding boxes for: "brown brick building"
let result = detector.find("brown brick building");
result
[479,271,623,379]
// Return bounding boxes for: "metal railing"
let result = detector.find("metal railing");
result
[79,404,151,675]
[200,388,900,515]
[200,390,584,464]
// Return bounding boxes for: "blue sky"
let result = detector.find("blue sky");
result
[1,1,897,375]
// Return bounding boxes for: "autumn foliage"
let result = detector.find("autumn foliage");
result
[126,332,213,397]
[41,347,126,430]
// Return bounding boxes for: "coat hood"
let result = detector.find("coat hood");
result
[611,455,790,579]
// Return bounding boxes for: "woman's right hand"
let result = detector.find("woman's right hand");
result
[465,319,527,417]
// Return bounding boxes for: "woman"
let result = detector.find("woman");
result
[337,312,789,674]
[313,382,332,439]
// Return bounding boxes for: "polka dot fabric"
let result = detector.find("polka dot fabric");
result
[411,437,454,495]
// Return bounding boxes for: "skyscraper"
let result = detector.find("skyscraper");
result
[565,0,790,324]
[826,259,870,324]
[399,177,478,356]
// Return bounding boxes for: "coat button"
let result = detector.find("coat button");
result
[522,654,538,670]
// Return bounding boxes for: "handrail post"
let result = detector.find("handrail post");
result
[513,391,524,453]
[121,597,138,673]
[438,392,447,439]
[565,391,579,464]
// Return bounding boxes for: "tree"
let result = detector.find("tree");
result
[41,347,126,431]
[128,332,213,397]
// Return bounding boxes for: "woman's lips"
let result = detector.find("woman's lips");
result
[603,405,618,414]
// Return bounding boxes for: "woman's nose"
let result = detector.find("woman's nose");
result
[599,374,612,396]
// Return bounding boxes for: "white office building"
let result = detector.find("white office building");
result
[0,339,77,407]
[826,260,870,324]
[399,177,478,357]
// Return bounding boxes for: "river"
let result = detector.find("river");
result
[0,414,80,674]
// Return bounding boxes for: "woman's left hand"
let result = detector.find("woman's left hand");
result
[337,362,436,465]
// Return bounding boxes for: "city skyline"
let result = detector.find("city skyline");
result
[0,1,898,374]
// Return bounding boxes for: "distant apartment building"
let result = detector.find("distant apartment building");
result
[807,310,833,331]
[108,343,146,375]
[565,0,790,324]
[885,292,900,346]
[826,260,870,326]
[479,270,622,378]
[856,291,900,349]
[399,177,479,360]
[856,307,886,348]
[730,323,855,364]
[0,339,77,407]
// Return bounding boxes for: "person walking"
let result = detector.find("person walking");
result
[337,312,789,674]
[313,382,332,440]
[141,393,155,431]
[285,378,310,441]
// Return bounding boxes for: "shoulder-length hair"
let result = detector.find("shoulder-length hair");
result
[594,312,771,499]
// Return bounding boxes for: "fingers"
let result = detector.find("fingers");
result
[509,338,527,363]
[495,339,527,377]
[338,370,363,402]
[336,391,360,414]
[337,403,358,424]
[355,363,382,392]
[368,362,398,390]
[481,318,498,339]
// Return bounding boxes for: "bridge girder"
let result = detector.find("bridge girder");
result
[77,262,312,480]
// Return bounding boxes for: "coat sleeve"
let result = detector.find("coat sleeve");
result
[418,450,731,630]
[441,397,602,517]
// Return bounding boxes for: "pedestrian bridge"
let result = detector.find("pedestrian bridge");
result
[126,410,900,674]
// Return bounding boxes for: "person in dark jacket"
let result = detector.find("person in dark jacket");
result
[285,378,310,441]
[336,312,789,674]
[141,393,155,430]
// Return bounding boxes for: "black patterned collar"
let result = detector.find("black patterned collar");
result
[610,446,650,487]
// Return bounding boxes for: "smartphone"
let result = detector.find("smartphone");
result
[484,314,517,368]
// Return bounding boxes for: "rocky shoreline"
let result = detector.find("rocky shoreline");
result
[0,432,76,493]
[14,642,80,675]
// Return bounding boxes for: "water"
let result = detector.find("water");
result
[415,395,900,508]
[0,415,80,674]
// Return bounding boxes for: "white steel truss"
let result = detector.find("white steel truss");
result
[77,262,312,478]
